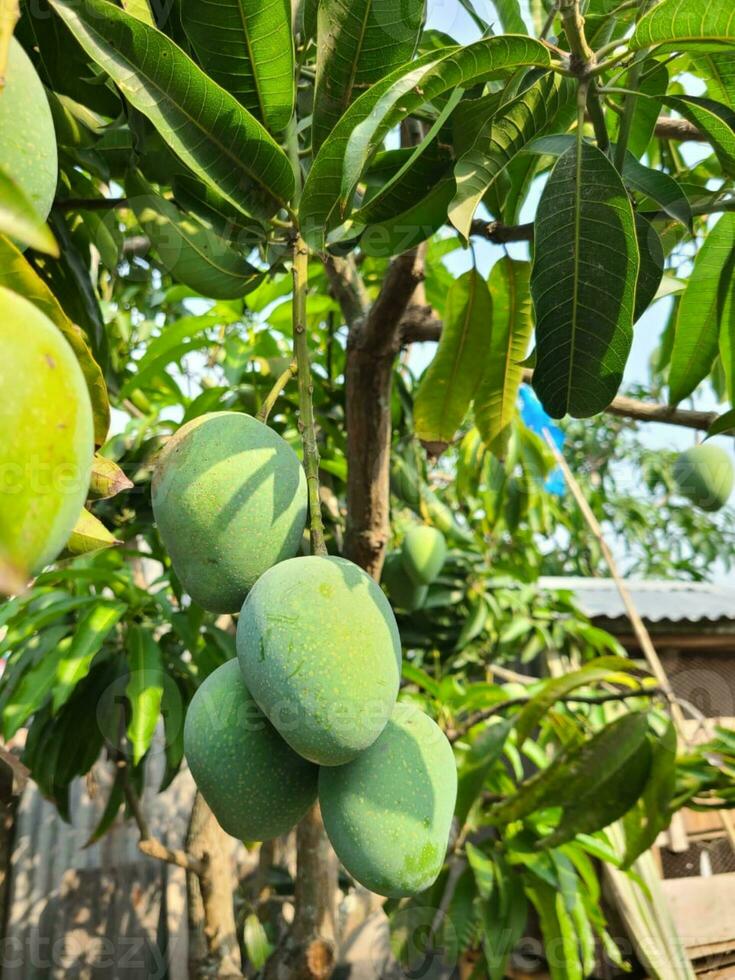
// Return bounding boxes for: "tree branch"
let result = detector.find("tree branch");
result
[55,197,129,211]
[344,247,426,576]
[654,115,706,142]
[398,314,720,432]
[256,359,298,423]
[447,685,664,743]
[322,253,369,326]
[469,219,534,244]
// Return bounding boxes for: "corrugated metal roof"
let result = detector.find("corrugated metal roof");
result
[538,577,735,624]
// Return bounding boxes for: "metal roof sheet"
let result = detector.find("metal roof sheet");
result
[538,577,735,624]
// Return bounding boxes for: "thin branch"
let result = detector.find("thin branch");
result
[558,0,594,73]
[360,247,426,356]
[121,763,207,877]
[654,115,706,142]
[292,233,327,556]
[469,219,534,244]
[322,253,369,326]
[256,359,298,423]
[397,320,720,431]
[447,685,664,743]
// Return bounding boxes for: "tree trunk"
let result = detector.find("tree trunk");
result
[265,804,337,980]
[186,790,243,978]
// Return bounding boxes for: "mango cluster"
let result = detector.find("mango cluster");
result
[156,413,456,897]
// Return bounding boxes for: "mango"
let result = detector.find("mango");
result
[152,412,307,613]
[401,525,447,585]
[673,444,733,513]
[0,287,93,575]
[382,552,427,612]
[0,39,57,222]
[184,660,318,840]
[237,555,402,766]
[319,703,457,898]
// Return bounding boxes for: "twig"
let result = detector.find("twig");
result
[469,219,534,244]
[256,359,298,423]
[447,686,663,743]
[121,762,207,877]
[292,233,327,556]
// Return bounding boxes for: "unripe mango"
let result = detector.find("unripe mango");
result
[152,412,307,612]
[184,660,318,840]
[0,39,57,222]
[0,287,93,575]
[401,525,447,586]
[673,444,733,513]
[237,555,402,766]
[319,703,457,898]
[382,552,427,612]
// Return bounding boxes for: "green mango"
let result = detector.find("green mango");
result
[0,287,93,576]
[152,412,307,613]
[382,552,427,612]
[0,39,58,222]
[184,660,318,840]
[673,444,734,513]
[237,555,402,766]
[319,703,457,898]
[401,525,447,586]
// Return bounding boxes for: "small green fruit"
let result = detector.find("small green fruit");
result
[152,412,307,613]
[319,703,457,898]
[673,444,733,513]
[382,552,427,612]
[0,39,57,222]
[184,660,318,841]
[401,525,447,585]
[237,555,402,766]
[0,287,93,574]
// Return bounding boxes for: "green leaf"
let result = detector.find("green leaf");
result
[127,171,264,299]
[669,212,735,404]
[621,151,692,229]
[0,167,58,255]
[538,716,653,849]
[66,510,122,556]
[0,236,109,446]
[664,94,735,176]
[126,625,164,765]
[449,73,573,240]
[717,244,735,404]
[414,269,493,449]
[634,213,665,323]
[493,0,528,33]
[525,880,583,980]
[611,62,669,159]
[121,0,155,24]
[180,0,294,133]
[2,639,70,739]
[456,717,513,826]
[52,603,125,713]
[707,407,735,438]
[481,858,528,980]
[694,51,735,106]
[312,0,425,153]
[474,257,533,456]
[172,174,266,248]
[622,720,677,866]
[357,176,456,258]
[531,141,639,419]
[632,0,735,49]
[300,35,552,248]
[243,913,274,969]
[49,0,294,219]
[489,712,651,827]
[514,656,641,748]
